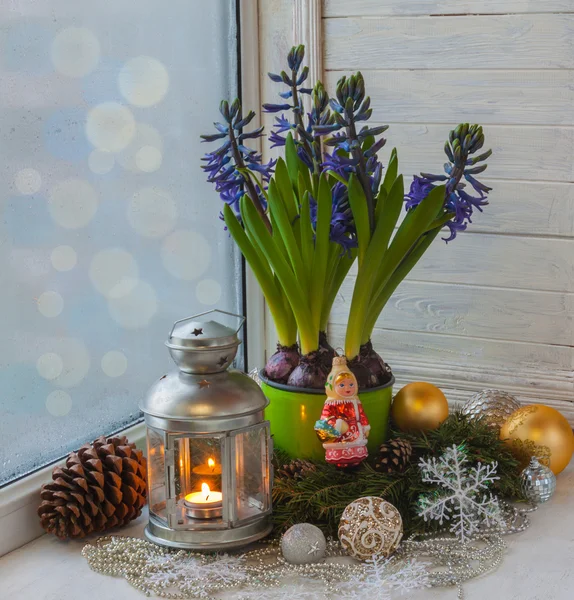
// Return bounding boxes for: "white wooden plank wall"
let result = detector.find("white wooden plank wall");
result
[322,1,574,421]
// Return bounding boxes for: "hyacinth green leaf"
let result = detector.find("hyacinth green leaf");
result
[310,174,331,331]
[347,173,371,267]
[267,178,308,292]
[320,243,344,328]
[241,195,316,354]
[223,203,295,345]
[370,184,446,305]
[374,175,404,250]
[240,198,284,275]
[274,157,299,222]
[382,148,398,194]
[285,132,313,197]
[361,134,375,153]
[325,170,348,186]
[427,211,455,232]
[391,184,446,255]
[345,179,409,358]
[284,132,300,189]
[320,252,355,331]
[362,226,442,344]
[299,190,314,278]
[268,203,288,260]
[297,171,308,201]
[374,185,387,224]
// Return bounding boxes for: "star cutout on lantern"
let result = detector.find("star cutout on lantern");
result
[308,542,321,556]
[217,356,229,367]
[198,379,211,389]
[191,328,203,336]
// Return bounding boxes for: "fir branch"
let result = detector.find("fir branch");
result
[272,412,524,538]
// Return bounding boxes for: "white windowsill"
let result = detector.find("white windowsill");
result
[0,421,146,557]
[0,463,573,599]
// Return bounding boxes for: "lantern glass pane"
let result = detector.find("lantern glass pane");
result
[168,435,227,528]
[174,436,223,501]
[147,427,167,522]
[233,423,270,522]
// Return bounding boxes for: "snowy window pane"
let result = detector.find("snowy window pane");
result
[0,1,241,486]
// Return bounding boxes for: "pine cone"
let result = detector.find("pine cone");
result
[37,435,147,539]
[374,438,413,474]
[278,458,316,480]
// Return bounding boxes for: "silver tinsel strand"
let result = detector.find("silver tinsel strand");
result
[81,502,535,600]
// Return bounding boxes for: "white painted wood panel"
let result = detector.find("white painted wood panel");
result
[330,324,574,417]
[324,15,574,70]
[324,0,574,18]
[404,232,574,292]
[375,123,574,183]
[324,70,574,126]
[332,279,573,346]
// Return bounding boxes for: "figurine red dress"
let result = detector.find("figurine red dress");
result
[314,356,370,467]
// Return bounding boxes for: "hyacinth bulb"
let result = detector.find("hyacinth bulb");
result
[347,357,378,389]
[318,331,336,371]
[287,351,328,389]
[358,340,393,386]
[264,344,300,383]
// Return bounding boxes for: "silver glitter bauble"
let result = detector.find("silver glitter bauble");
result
[280,523,327,564]
[338,496,403,561]
[461,389,521,430]
[520,457,556,504]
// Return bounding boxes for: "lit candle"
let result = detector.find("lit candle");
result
[183,482,223,519]
[191,457,222,476]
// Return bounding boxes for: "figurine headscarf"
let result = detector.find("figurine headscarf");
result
[325,356,358,402]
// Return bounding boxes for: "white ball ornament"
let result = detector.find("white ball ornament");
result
[281,523,327,564]
[338,496,403,561]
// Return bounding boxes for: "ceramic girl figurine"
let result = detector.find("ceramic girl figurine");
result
[314,356,370,467]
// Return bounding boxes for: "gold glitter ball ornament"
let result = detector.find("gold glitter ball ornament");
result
[338,496,403,561]
[500,404,574,475]
[460,389,521,431]
[391,382,449,432]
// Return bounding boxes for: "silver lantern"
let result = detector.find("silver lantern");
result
[140,310,273,550]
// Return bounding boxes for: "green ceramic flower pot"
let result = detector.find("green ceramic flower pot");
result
[260,371,394,460]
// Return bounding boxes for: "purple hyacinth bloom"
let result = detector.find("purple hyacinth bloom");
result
[309,182,357,255]
[266,46,329,174]
[268,114,295,148]
[404,124,492,242]
[201,100,274,223]
[405,176,436,210]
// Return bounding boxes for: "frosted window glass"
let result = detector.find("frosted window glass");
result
[0,0,240,486]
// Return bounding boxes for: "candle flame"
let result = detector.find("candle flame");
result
[208,458,215,468]
[201,482,210,501]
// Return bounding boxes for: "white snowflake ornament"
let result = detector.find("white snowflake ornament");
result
[417,444,503,542]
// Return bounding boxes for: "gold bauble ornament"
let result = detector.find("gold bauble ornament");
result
[391,382,449,432]
[338,496,403,561]
[500,404,574,475]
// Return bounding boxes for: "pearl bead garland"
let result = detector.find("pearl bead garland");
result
[81,501,535,599]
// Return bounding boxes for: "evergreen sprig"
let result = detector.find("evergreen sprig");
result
[272,412,524,538]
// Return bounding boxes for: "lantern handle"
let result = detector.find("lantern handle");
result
[169,309,246,337]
